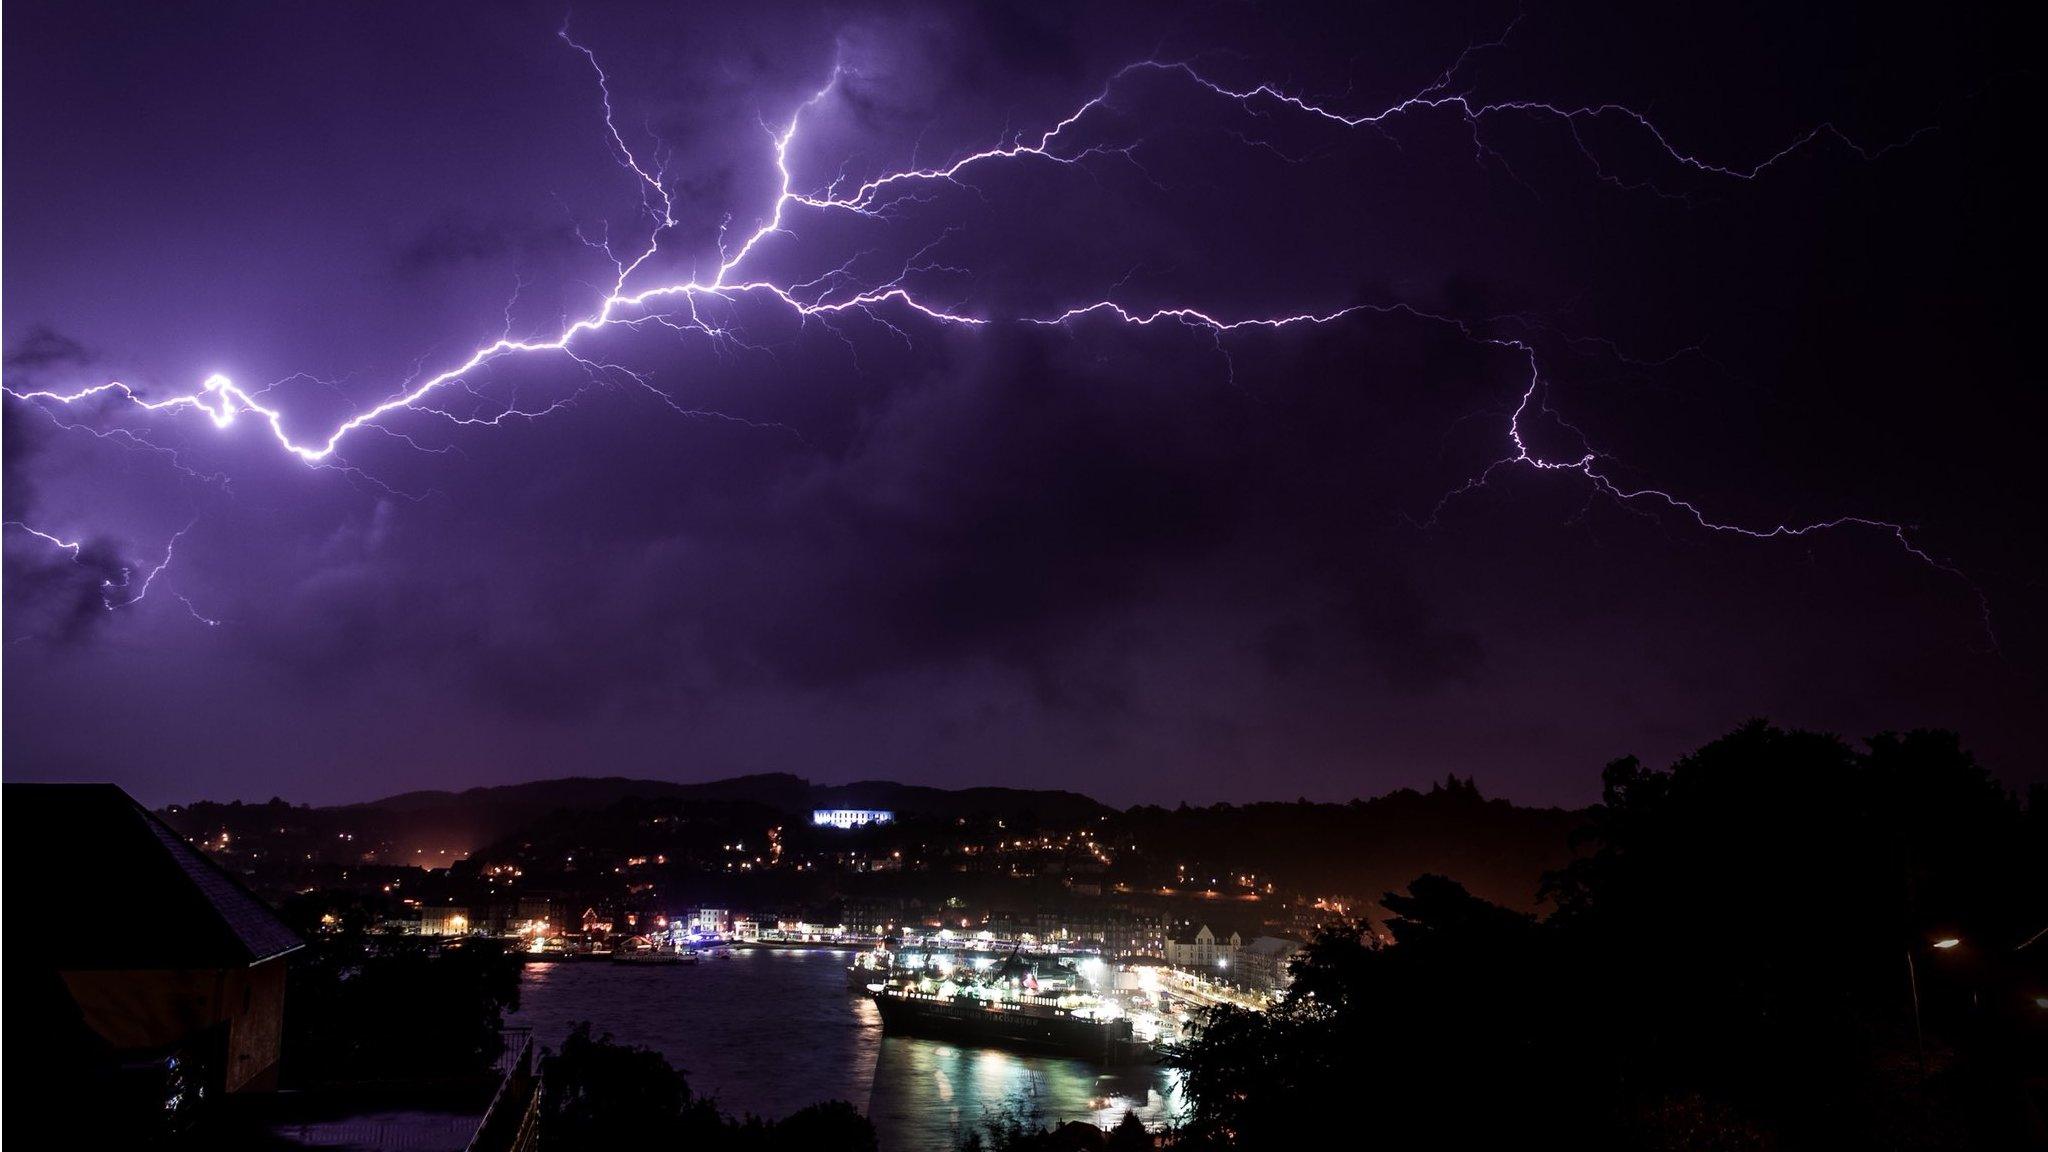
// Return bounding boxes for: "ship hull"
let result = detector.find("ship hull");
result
[874,993,1145,1063]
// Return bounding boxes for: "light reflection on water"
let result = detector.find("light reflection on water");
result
[504,948,1182,1150]
[869,1036,1185,1149]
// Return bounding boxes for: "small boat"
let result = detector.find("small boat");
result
[612,935,691,965]
[612,948,682,965]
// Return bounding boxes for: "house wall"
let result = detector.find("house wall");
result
[58,956,288,1093]
[1165,927,1244,969]
[228,957,288,1091]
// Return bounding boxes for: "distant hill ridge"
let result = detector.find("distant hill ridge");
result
[330,772,1114,822]
[166,773,1116,864]
[160,772,1582,913]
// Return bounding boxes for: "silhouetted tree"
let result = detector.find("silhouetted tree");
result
[759,1100,879,1151]
[1105,1110,1154,1150]
[1172,872,1570,1148]
[543,1023,715,1149]
[1169,722,2044,1149]
[540,1024,878,1151]
[282,931,521,1084]
[953,1100,1160,1150]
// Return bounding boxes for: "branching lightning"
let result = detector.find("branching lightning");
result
[4,519,216,624]
[2,20,1984,638]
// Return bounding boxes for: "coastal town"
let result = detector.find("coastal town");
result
[17,732,2042,1152]
[169,790,1385,1019]
[157,774,1557,941]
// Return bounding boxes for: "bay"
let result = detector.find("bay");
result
[504,947,1186,1150]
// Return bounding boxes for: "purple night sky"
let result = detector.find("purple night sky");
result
[4,1,2040,807]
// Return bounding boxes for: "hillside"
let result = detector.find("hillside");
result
[160,772,1582,919]
[163,773,1115,865]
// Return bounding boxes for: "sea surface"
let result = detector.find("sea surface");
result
[504,947,1185,1150]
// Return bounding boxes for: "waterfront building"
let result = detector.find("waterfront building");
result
[420,904,472,936]
[761,919,852,942]
[1165,924,1244,971]
[990,903,1168,958]
[841,894,926,935]
[1238,935,1307,993]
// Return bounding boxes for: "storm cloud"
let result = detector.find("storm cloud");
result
[4,0,2040,806]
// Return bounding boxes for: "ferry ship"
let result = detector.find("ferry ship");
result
[869,950,1149,1063]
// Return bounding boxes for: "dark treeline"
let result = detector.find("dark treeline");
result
[1118,775,1581,911]
[539,1024,879,1151]
[1169,723,2046,1149]
[274,903,524,1087]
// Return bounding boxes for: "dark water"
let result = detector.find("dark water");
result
[503,948,1184,1151]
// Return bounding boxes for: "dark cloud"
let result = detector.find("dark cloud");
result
[1,328,93,518]
[3,0,2040,806]
[4,325,93,372]
[3,533,131,643]
[392,212,583,278]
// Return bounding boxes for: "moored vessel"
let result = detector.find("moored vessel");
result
[870,948,1150,1063]
[612,935,693,965]
[873,986,1145,1063]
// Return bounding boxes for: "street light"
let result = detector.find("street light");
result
[1907,936,1962,1069]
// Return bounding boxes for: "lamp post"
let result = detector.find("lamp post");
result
[1906,949,1923,1068]
[1908,937,1963,1070]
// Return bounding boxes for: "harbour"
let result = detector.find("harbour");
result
[503,946,1185,1150]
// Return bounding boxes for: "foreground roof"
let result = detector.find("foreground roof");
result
[5,783,303,969]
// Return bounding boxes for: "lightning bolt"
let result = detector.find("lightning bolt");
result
[4,519,216,625]
[2,22,1983,638]
[5,521,85,559]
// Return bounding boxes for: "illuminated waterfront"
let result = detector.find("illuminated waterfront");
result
[503,947,1185,1150]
